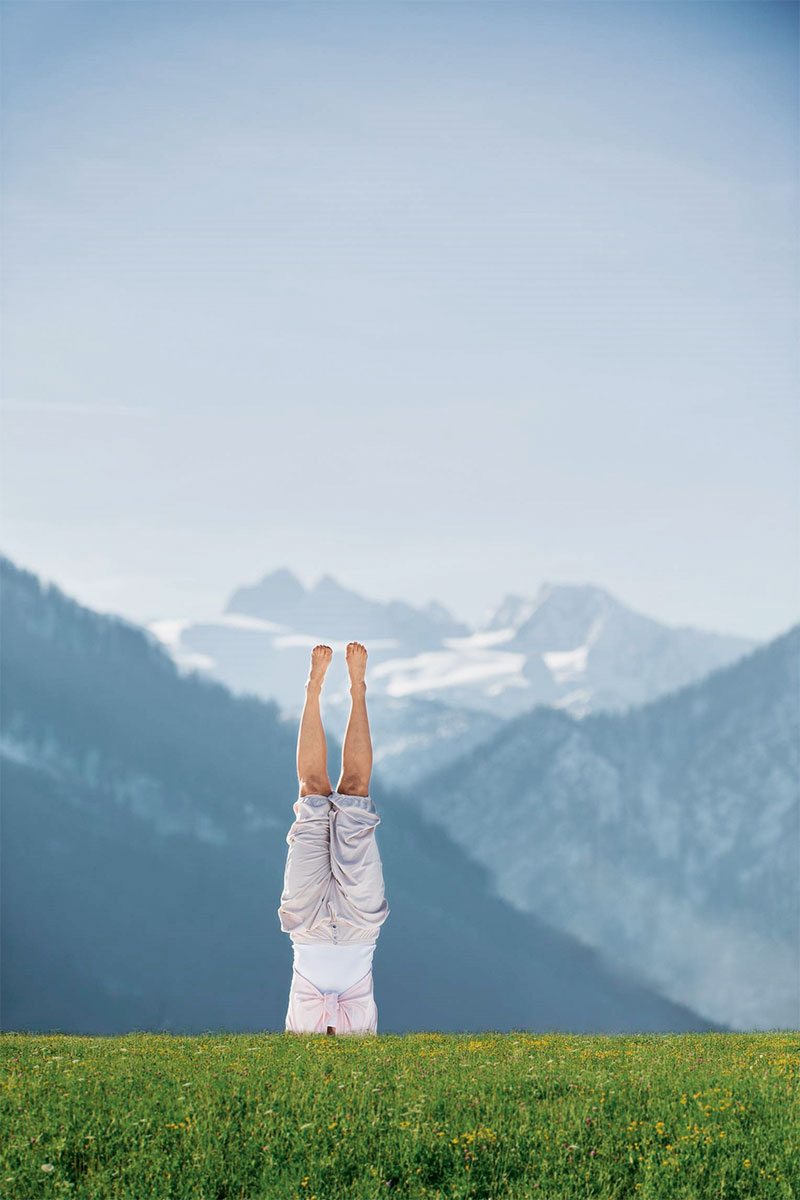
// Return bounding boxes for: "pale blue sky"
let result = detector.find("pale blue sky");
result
[1,1,797,639]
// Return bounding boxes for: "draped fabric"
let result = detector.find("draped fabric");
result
[284,966,378,1036]
[277,792,390,945]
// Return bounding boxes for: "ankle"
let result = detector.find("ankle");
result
[348,680,366,694]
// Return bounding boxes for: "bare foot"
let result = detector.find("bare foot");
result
[345,641,368,688]
[306,644,332,691]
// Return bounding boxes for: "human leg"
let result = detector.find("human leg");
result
[277,793,334,936]
[335,642,372,796]
[278,645,336,937]
[281,642,388,943]
[297,644,333,797]
[327,791,390,938]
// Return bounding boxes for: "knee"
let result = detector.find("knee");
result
[336,777,370,798]
[299,776,332,798]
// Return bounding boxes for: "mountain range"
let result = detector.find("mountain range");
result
[149,568,758,783]
[1,553,715,1035]
[141,564,800,1029]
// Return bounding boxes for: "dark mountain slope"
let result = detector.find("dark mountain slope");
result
[408,627,800,1030]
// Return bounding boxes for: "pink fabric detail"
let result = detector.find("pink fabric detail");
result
[285,966,378,1036]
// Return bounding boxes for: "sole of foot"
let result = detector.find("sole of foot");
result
[345,641,368,686]
[307,644,333,688]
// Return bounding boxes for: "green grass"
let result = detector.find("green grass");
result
[1,1031,797,1199]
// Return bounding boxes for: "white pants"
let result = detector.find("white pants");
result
[277,791,390,946]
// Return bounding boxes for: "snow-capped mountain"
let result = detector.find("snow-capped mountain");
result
[148,569,757,782]
[478,581,759,717]
[406,625,800,1032]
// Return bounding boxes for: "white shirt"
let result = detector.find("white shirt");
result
[292,943,376,994]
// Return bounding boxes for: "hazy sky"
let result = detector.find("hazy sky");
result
[2,1,797,639]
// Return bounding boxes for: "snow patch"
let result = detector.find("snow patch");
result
[542,644,589,684]
[372,648,527,697]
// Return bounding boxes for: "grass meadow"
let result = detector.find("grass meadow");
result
[1,1030,796,1199]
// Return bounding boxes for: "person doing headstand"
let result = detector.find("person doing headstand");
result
[277,642,390,1035]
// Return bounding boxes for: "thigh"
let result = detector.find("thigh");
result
[277,794,334,934]
[328,793,390,931]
